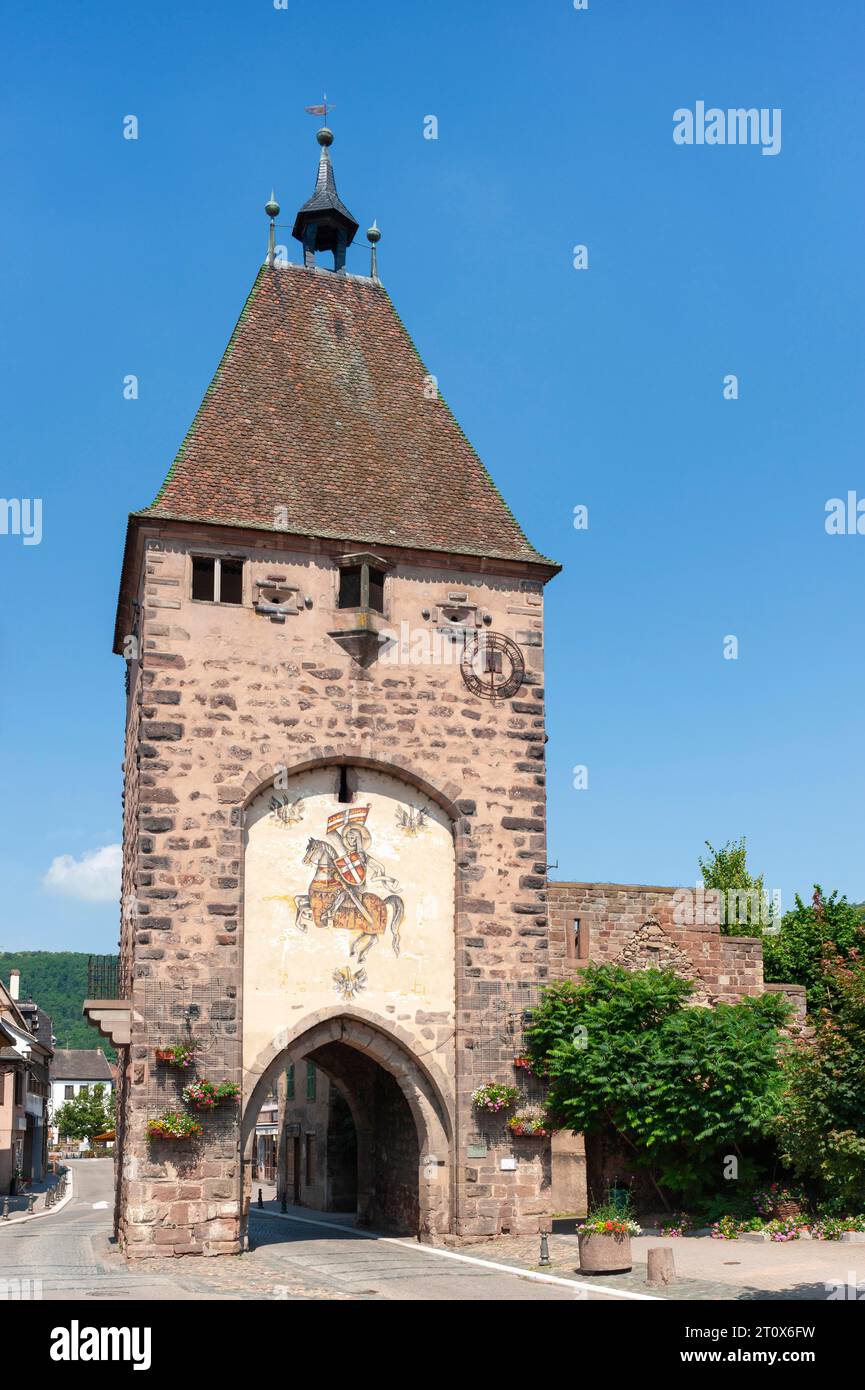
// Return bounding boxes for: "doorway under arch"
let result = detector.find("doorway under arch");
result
[242,1011,453,1241]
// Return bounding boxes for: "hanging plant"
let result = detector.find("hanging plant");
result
[147,1111,203,1141]
[154,1041,199,1069]
[513,1056,534,1073]
[472,1083,520,1114]
[182,1079,240,1111]
[507,1112,551,1138]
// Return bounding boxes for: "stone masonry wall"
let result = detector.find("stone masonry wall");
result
[547,881,764,1003]
[117,520,553,1255]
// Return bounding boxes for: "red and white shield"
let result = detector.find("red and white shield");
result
[334,852,366,887]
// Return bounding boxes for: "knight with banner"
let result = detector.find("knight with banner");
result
[298,806,404,962]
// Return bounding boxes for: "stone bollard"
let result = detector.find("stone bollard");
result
[647,1246,676,1286]
[27,1194,36,1213]
[2,1198,9,1220]
[46,1187,54,1209]
[539,1230,551,1267]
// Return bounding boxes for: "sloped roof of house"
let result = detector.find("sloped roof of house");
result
[138,262,554,567]
[50,1049,113,1082]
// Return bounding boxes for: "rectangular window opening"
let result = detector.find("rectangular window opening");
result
[219,559,244,605]
[192,556,216,602]
[367,567,385,614]
[338,565,362,609]
[306,1061,316,1101]
[192,555,245,604]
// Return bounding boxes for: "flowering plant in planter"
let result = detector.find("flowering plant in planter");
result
[577,1200,640,1274]
[711,1214,745,1240]
[810,1215,865,1240]
[471,1083,520,1113]
[513,1056,534,1073]
[181,1079,240,1111]
[154,1041,199,1069]
[146,1111,203,1141]
[658,1213,692,1238]
[752,1183,807,1218]
[580,1213,642,1238]
[765,1215,806,1242]
[507,1112,551,1138]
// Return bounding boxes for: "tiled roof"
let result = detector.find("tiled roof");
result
[50,1049,113,1082]
[141,263,555,568]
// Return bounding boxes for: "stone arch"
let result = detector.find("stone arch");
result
[239,746,466,825]
[241,1009,454,1237]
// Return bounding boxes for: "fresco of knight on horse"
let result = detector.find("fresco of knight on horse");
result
[298,805,404,962]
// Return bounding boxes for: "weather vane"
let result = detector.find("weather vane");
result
[305,94,334,126]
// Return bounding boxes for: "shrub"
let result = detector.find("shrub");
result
[526,966,789,1204]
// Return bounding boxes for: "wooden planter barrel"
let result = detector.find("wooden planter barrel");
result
[578,1231,633,1274]
[773,1200,803,1219]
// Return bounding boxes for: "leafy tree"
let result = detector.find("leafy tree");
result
[763,887,865,1009]
[526,965,789,1207]
[698,837,771,937]
[774,943,865,1212]
[54,1083,114,1142]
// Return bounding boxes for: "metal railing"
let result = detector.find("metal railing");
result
[86,955,120,1000]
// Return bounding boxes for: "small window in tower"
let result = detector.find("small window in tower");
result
[191,556,245,605]
[367,567,385,614]
[192,556,216,602]
[220,559,244,605]
[338,565,362,609]
[338,766,353,804]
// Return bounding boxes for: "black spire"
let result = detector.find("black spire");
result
[291,128,359,273]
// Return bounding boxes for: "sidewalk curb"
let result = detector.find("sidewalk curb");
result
[2,1169,75,1226]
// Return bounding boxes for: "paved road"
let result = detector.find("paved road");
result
[0,1160,631,1302]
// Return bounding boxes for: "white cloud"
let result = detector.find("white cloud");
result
[43,844,122,903]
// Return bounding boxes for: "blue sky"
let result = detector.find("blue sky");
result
[1,0,862,953]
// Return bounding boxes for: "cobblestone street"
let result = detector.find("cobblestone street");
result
[1,1160,852,1304]
[0,1161,621,1302]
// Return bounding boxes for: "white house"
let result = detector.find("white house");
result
[49,1049,114,1144]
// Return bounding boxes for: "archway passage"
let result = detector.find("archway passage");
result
[282,1041,421,1234]
[242,1012,453,1241]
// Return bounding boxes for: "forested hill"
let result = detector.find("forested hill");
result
[0,951,115,1059]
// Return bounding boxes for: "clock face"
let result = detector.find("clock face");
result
[460,632,525,700]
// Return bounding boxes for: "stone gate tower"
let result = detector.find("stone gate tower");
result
[106,128,560,1257]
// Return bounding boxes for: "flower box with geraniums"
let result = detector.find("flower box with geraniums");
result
[577,1202,641,1274]
[181,1079,240,1112]
[146,1112,203,1142]
[471,1083,520,1114]
[154,1041,199,1069]
[513,1056,534,1075]
[507,1112,551,1139]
